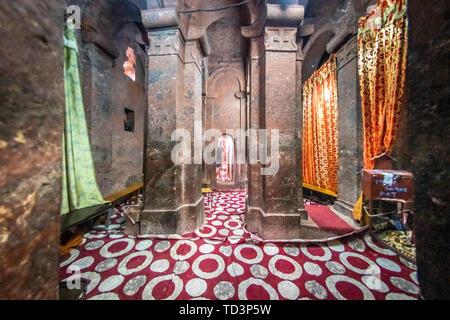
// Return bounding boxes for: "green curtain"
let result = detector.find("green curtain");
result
[61,27,108,215]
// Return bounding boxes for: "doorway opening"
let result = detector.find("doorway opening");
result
[216,134,235,184]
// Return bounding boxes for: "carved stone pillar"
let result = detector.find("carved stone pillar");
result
[246,4,306,239]
[141,9,204,234]
[180,39,205,230]
[296,40,307,220]
[247,36,264,225]
[334,36,363,217]
[237,90,248,191]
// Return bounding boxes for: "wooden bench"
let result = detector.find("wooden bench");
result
[61,182,144,232]
[105,182,144,206]
[61,203,113,233]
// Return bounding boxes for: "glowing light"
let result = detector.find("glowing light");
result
[324,88,331,103]
[123,47,136,82]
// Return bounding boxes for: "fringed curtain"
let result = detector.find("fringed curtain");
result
[353,0,408,221]
[61,27,107,215]
[302,55,338,196]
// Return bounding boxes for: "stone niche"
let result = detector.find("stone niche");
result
[74,0,147,198]
[0,1,65,299]
[205,13,248,191]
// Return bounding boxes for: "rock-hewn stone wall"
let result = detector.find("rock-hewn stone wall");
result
[408,0,450,300]
[0,1,65,299]
[74,0,147,197]
[109,23,146,195]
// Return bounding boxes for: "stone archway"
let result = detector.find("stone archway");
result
[205,66,247,191]
[302,23,336,82]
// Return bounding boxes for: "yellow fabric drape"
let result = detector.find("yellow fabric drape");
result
[302,55,338,196]
[353,0,408,221]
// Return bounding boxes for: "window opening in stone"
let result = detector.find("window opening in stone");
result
[124,108,135,132]
[123,47,136,81]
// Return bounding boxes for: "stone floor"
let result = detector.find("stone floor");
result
[59,191,420,300]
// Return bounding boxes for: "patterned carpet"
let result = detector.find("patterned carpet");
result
[59,191,419,300]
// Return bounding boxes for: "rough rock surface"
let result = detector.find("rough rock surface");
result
[407,0,450,300]
[0,1,65,299]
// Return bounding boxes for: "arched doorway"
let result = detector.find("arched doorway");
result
[203,14,248,191]
[216,134,235,183]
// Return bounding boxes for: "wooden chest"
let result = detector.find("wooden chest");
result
[362,169,414,202]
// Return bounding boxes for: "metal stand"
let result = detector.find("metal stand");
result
[92,207,113,231]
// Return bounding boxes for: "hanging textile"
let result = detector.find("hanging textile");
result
[61,27,107,215]
[352,0,408,221]
[302,55,338,196]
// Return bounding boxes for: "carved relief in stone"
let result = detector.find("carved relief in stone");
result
[148,29,183,56]
[296,38,304,61]
[326,0,362,54]
[241,0,266,38]
[264,27,298,52]
[336,36,357,70]
[207,66,245,99]
[185,40,204,71]
[337,0,358,31]
[250,36,264,60]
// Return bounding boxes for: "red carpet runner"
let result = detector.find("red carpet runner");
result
[304,199,356,235]
[60,191,419,300]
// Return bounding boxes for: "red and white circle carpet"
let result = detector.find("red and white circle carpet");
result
[59,191,419,300]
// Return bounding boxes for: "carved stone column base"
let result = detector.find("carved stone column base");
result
[140,197,204,235]
[334,198,356,219]
[246,207,305,240]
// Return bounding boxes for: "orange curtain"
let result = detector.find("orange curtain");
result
[302,55,338,196]
[353,0,408,221]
